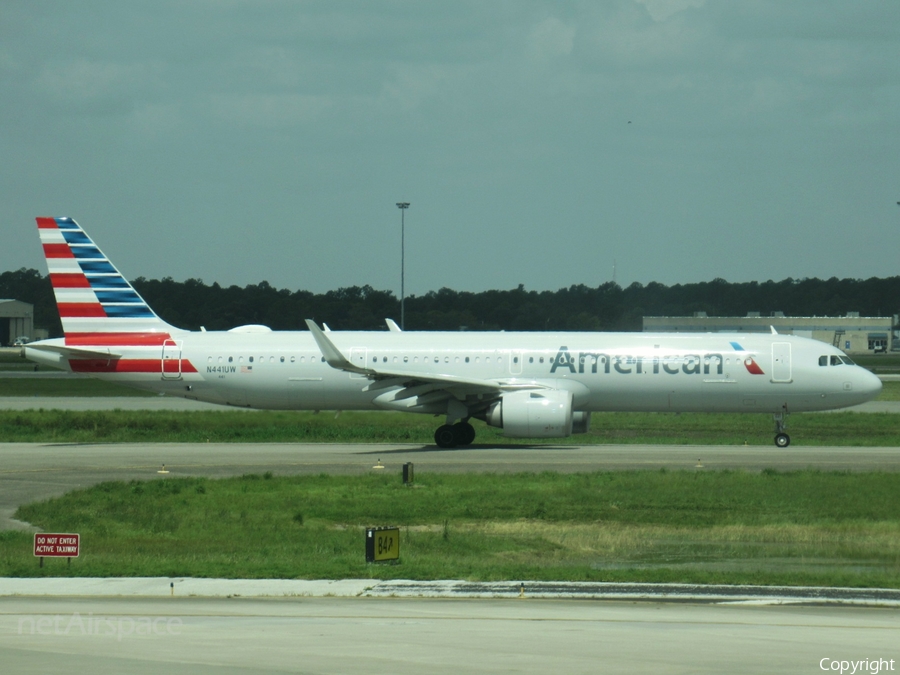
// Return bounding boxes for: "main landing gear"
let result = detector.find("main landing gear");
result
[773,406,790,448]
[434,420,476,448]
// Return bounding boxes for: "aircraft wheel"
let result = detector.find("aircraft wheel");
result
[774,433,790,448]
[434,425,458,448]
[454,422,476,446]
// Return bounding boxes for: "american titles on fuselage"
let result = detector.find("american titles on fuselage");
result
[549,346,763,376]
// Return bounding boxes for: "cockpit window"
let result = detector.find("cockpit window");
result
[840,356,855,365]
[830,355,842,366]
[818,356,827,366]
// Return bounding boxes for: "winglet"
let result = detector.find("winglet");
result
[385,318,402,333]
[770,325,778,335]
[305,319,372,376]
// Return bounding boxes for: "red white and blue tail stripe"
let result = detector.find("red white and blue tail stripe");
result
[37,217,180,345]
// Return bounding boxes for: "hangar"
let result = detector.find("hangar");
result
[0,299,34,346]
[642,313,894,355]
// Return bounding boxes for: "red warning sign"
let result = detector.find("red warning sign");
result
[33,533,80,557]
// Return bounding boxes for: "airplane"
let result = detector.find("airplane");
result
[24,217,882,448]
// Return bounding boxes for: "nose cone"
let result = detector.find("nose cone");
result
[856,368,883,403]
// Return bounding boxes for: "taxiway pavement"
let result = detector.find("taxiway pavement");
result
[3,441,900,531]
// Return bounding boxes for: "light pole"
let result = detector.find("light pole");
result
[396,202,410,329]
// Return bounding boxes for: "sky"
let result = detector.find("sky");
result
[2,1,899,296]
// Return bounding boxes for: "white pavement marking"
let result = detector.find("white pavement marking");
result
[3,577,900,606]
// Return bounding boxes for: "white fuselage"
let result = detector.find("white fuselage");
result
[28,329,883,414]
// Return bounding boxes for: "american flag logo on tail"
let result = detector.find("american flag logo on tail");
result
[37,217,176,345]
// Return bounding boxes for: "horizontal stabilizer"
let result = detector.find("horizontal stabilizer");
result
[25,342,121,360]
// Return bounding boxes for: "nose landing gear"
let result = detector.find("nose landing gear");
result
[773,406,790,447]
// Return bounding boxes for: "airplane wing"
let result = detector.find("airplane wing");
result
[305,319,542,398]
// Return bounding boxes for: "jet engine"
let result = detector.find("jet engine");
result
[485,390,576,438]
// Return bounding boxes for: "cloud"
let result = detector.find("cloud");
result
[128,102,183,136]
[208,92,332,127]
[634,0,706,22]
[529,17,576,59]
[34,58,156,103]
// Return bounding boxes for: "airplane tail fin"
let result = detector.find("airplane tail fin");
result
[36,217,181,343]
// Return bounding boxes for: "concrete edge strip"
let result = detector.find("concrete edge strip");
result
[2,578,900,606]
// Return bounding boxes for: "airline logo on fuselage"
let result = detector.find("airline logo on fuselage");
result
[549,346,765,376]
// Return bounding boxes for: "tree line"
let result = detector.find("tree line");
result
[2,267,899,338]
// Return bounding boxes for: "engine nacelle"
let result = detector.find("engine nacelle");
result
[486,390,574,438]
[572,411,591,435]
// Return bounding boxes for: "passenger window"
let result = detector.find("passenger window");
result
[465,357,469,363]
[539,357,544,363]
[403,356,408,363]
[218,356,223,363]
[514,357,519,364]
[434,357,439,363]
[444,356,449,363]
[280,356,285,363]
[291,356,296,363]
[819,356,827,366]
[249,356,254,363]
[269,356,274,363]
[529,357,533,363]
[228,356,233,363]
[384,357,388,363]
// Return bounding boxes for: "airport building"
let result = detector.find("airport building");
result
[642,313,894,354]
[0,299,34,346]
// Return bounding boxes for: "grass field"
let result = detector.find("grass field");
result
[851,354,900,373]
[3,470,899,588]
[0,408,898,445]
[880,381,900,400]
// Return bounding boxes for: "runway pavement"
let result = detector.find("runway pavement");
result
[1,595,897,674]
